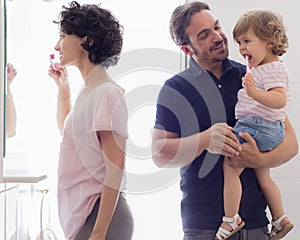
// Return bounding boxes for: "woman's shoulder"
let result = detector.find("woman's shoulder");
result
[90,82,126,108]
[99,81,125,96]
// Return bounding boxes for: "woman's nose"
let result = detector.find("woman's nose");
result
[54,41,60,51]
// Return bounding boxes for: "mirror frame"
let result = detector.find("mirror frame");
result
[0,0,6,182]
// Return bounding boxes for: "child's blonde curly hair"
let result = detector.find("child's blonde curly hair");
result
[233,10,288,56]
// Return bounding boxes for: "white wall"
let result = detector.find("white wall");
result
[4,0,300,239]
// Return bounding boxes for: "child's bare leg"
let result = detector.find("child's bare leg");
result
[215,158,245,239]
[223,157,244,227]
[255,168,291,229]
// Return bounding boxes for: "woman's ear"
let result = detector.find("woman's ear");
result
[82,36,94,47]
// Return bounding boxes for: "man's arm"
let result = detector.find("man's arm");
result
[152,123,241,168]
[229,115,298,168]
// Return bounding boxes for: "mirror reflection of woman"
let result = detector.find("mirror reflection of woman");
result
[6,63,17,138]
[48,2,133,240]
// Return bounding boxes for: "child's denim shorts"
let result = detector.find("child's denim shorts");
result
[233,116,285,152]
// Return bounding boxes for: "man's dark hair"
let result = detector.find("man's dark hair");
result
[170,1,210,46]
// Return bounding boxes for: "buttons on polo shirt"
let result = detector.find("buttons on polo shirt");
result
[218,84,222,88]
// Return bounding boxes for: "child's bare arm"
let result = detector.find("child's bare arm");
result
[242,73,287,109]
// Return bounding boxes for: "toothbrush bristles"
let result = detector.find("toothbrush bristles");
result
[50,54,55,59]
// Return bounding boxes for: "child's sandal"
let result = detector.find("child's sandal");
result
[269,214,294,240]
[215,213,245,240]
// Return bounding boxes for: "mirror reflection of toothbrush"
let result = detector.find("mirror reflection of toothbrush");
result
[49,54,57,71]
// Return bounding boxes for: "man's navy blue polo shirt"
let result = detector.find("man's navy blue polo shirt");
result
[154,58,269,230]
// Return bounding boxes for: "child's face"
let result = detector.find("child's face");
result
[236,28,276,67]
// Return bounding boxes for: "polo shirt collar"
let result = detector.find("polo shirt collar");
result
[189,57,233,79]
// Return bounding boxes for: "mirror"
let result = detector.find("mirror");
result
[0,0,6,180]
[5,0,56,170]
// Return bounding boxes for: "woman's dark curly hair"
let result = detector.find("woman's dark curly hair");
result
[54,1,123,67]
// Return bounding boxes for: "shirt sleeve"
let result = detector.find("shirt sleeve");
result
[263,63,289,91]
[154,83,181,135]
[94,84,128,138]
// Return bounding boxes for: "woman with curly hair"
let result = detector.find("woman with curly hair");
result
[216,10,293,240]
[48,2,133,239]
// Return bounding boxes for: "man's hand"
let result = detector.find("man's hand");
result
[207,123,241,157]
[228,131,265,168]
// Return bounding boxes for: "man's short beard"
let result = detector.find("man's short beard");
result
[213,50,229,62]
[189,42,229,62]
[189,43,199,57]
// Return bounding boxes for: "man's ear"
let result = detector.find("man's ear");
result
[181,45,193,56]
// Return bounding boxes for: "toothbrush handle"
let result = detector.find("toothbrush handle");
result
[246,64,251,73]
[50,60,57,71]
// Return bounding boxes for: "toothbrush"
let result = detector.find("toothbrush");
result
[49,54,57,71]
[245,55,251,73]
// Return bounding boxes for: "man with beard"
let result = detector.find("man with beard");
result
[151,2,298,239]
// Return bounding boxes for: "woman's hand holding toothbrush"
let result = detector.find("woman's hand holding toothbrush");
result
[48,54,71,103]
[48,55,69,88]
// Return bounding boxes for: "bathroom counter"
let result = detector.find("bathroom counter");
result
[2,169,47,183]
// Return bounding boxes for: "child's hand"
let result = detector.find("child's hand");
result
[242,73,256,98]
